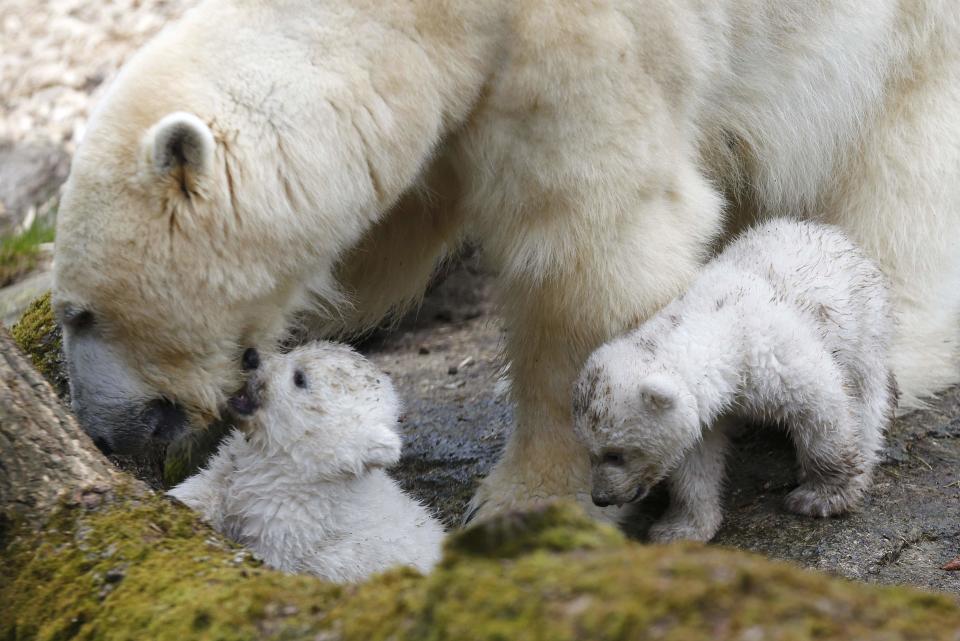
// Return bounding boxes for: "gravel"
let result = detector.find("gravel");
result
[0,0,196,150]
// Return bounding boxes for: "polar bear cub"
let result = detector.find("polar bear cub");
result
[573,219,896,543]
[169,342,444,582]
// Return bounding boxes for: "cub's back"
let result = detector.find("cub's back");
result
[718,218,892,364]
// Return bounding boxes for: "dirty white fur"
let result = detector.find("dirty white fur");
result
[169,342,444,582]
[55,1,960,520]
[573,220,896,542]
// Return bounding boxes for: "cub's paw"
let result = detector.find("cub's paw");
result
[648,516,719,543]
[784,479,865,518]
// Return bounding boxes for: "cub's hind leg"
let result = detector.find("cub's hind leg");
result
[752,340,868,518]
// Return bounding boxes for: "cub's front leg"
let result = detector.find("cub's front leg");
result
[648,419,732,543]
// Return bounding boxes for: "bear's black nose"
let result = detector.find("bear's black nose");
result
[242,347,260,371]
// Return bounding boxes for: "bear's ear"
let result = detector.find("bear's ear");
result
[638,375,677,412]
[144,112,215,195]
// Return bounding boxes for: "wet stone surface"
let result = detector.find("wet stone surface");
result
[369,260,959,592]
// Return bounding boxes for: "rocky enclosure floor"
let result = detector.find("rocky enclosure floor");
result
[1,0,958,596]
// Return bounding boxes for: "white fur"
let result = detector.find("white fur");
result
[169,342,445,582]
[54,1,960,520]
[573,219,896,542]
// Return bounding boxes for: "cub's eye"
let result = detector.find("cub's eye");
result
[601,451,625,466]
[64,308,95,331]
[293,370,307,389]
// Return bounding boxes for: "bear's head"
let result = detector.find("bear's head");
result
[228,342,403,479]
[572,341,701,508]
[53,36,384,454]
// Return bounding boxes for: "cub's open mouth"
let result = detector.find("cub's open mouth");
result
[228,388,260,416]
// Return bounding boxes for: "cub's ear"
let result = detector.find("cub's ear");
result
[638,374,678,412]
[143,112,215,194]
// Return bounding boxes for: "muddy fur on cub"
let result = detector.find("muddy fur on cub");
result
[169,342,444,582]
[573,219,896,543]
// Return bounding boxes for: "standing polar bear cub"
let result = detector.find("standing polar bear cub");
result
[169,342,444,582]
[574,220,896,543]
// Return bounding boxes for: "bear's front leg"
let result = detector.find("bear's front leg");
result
[462,285,606,523]
[648,419,732,543]
[464,166,724,523]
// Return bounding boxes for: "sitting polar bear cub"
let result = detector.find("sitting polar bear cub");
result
[169,342,444,582]
[573,219,896,543]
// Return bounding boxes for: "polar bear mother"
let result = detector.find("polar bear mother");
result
[53,0,960,520]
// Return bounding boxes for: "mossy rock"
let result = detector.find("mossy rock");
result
[10,291,68,398]
[2,497,958,641]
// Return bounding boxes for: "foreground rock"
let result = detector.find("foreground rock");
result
[10,264,960,593]
[2,335,958,640]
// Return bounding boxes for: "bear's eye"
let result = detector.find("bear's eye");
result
[601,451,625,466]
[293,370,307,389]
[64,307,95,331]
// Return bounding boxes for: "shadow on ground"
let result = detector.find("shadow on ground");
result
[373,259,960,593]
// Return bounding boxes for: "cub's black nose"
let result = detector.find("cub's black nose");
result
[143,398,188,442]
[242,347,260,371]
[592,494,612,508]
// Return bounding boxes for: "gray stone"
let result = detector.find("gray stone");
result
[0,141,69,234]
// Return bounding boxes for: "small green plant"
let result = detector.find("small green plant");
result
[0,220,55,287]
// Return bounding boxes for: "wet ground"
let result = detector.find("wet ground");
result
[371,258,960,593]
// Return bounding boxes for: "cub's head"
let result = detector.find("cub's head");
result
[573,343,701,507]
[53,31,378,454]
[229,342,402,479]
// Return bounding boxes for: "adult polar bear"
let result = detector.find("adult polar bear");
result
[54,0,960,521]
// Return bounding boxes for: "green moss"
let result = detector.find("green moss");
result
[443,502,625,561]
[4,495,957,641]
[1,484,342,641]
[10,292,68,398]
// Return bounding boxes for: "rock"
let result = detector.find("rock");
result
[0,141,68,235]
[4,493,960,641]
